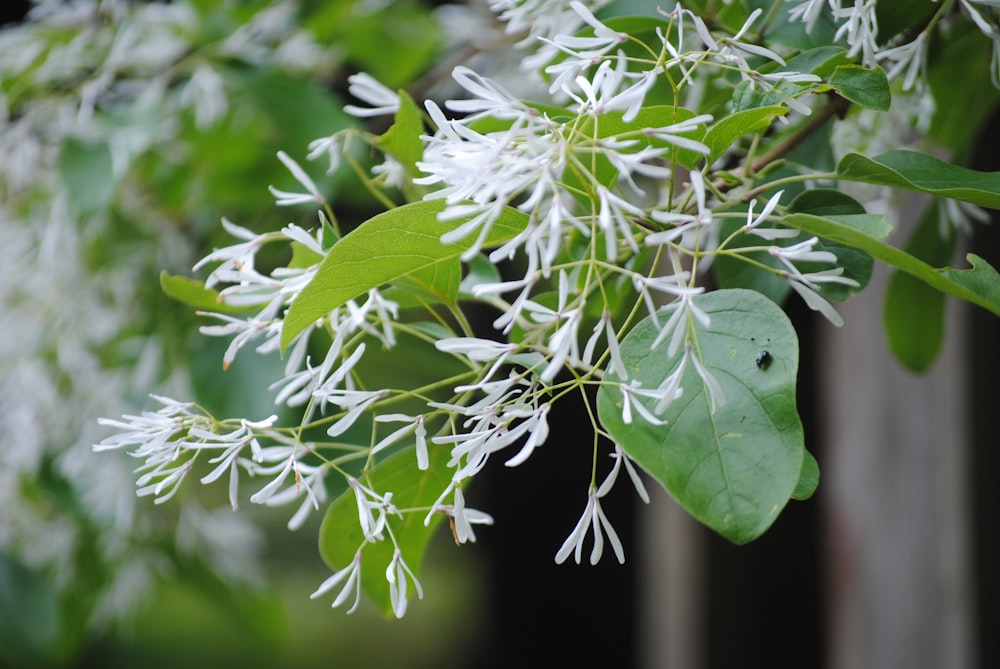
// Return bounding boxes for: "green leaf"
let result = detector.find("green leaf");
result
[940,254,1000,309]
[597,289,805,544]
[377,90,425,177]
[883,205,954,372]
[703,106,788,163]
[383,262,461,310]
[160,271,247,315]
[827,64,891,111]
[785,212,1000,317]
[289,240,326,270]
[281,200,530,350]
[58,137,114,213]
[318,447,452,617]
[713,190,874,305]
[837,150,1000,208]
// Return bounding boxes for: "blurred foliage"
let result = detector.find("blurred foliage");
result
[0,0,456,666]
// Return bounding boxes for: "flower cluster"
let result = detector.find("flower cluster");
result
[93,0,993,619]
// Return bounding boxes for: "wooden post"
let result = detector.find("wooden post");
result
[820,259,976,668]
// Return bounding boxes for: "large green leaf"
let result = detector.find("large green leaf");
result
[281,200,529,350]
[837,150,1000,208]
[596,289,806,544]
[318,445,452,617]
[785,212,1000,317]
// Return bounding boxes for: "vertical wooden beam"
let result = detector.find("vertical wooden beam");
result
[821,260,975,668]
[638,489,704,669]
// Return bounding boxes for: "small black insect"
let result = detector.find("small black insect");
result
[756,350,773,370]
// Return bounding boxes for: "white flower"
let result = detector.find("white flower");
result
[690,347,725,413]
[268,150,325,206]
[445,66,531,121]
[311,550,363,613]
[744,190,796,240]
[386,549,423,618]
[647,170,715,246]
[501,402,550,467]
[306,133,341,175]
[447,486,494,544]
[371,155,406,189]
[316,388,387,437]
[524,270,584,381]
[347,477,401,543]
[185,415,277,510]
[94,395,198,454]
[833,0,879,67]
[690,8,786,73]
[192,217,269,288]
[619,380,671,426]
[95,396,209,505]
[546,0,627,61]
[632,274,707,356]
[197,303,282,371]
[347,289,400,347]
[373,413,428,470]
[581,310,628,380]
[786,0,837,34]
[595,184,644,260]
[436,336,517,385]
[643,114,713,154]
[343,72,400,118]
[261,463,329,531]
[271,331,355,408]
[597,445,650,503]
[554,486,625,565]
[878,33,928,91]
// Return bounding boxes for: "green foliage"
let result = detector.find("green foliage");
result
[597,290,805,544]
[704,106,788,163]
[160,272,248,315]
[837,150,1000,208]
[282,200,530,350]
[826,65,891,111]
[318,448,452,618]
[377,90,426,180]
[68,0,1000,629]
[883,205,954,372]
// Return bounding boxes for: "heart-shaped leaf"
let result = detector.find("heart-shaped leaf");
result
[596,289,806,544]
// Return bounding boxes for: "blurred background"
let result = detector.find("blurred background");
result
[1,1,997,668]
